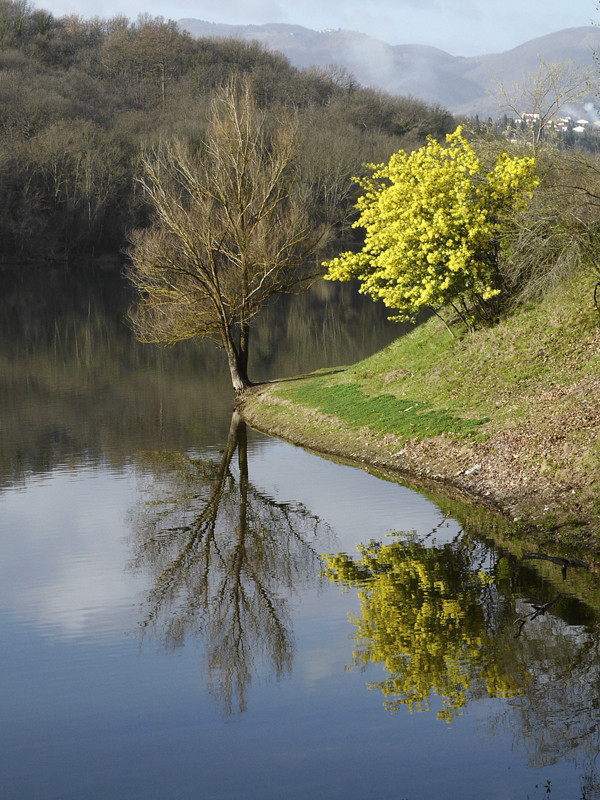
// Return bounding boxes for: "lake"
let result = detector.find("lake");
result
[1,268,599,799]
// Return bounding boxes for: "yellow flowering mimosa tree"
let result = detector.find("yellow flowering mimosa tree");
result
[324,127,538,327]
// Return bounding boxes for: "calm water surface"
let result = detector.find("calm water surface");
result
[1,270,600,799]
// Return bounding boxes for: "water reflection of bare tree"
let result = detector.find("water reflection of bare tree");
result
[130,411,329,715]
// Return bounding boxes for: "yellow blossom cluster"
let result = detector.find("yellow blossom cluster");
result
[322,536,524,722]
[324,127,538,320]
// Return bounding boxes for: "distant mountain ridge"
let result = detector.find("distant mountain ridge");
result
[178,20,600,116]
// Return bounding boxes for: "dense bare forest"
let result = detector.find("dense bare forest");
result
[0,0,455,265]
[0,0,453,263]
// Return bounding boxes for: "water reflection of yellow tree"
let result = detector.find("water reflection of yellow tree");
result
[131,411,329,715]
[322,534,525,722]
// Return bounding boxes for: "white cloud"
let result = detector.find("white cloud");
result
[0,468,145,639]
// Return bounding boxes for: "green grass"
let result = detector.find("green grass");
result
[272,271,600,438]
[257,266,600,537]
[278,379,487,438]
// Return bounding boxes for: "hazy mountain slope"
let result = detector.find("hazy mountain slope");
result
[178,20,600,115]
[448,27,600,115]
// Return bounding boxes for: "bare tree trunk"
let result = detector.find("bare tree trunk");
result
[227,349,252,393]
[239,321,250,377]
[223,329,252,393]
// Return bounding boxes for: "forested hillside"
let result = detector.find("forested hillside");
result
[179,20,600,117]
[0,1,454,265]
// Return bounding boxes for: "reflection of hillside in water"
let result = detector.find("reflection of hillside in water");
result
[130,411,331,716]
[0,268,398,488]
[251,278,402,378]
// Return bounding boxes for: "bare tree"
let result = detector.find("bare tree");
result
[126,77,330,391]
[490,58,594,151]
[99,16,195,110]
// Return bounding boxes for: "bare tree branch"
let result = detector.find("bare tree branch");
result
[126,75,331,391]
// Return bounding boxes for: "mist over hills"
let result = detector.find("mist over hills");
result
[178,20,600,117]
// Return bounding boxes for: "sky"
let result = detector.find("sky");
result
[34,0,598,57]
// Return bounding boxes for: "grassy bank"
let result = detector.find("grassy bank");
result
[239,272,600,553]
